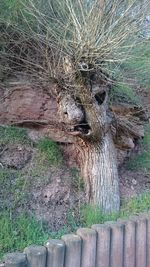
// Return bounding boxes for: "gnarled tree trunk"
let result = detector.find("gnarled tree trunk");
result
[58,76,120,213]
[79,132,120,213]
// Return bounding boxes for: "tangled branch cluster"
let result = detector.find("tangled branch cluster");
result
[0,0,149,86]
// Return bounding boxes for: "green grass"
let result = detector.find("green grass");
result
[80,205,118,227]
[36,138,63,166]
[142,124,150,150]
[0,168,29,212]
[0,128,65,216]
[127,124,150,172]
[0,0,34,26]
[127,151,150,171]
[80,192,150,227]
[120,192,150,216]
[0,126,31,145]
[122,41,150,90]
[0,212,50,259]
[0,211,73,259]
[109,83,141,105]
[1,191,150,259]
[70,167,84,191]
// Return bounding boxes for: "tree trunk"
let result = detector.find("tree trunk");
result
[58,77,121,213]
[79,131,120,213]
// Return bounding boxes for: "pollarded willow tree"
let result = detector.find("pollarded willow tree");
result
[0,0,149,212]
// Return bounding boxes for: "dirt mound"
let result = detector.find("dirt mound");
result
[0,144,32,169]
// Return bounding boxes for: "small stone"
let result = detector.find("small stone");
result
[132,179,137,185]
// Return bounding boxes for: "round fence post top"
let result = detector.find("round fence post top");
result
[140,211,150,217]
[92,223,111,230]
[45,239,65,267]
[77,227,96,235]
[129,215,147,222]
[117,218,129,224]
[4,253,26,265]
[24,245,46,255]
[61,233,81,241]
[104,221,116,225]
[45,239,65,247]
[104,221,124,228]
[61,233,82,267]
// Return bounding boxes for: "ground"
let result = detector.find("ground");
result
[0,88,149,231]
[120,84,150,198]
[0,134,85,231]
[0,42,150,259]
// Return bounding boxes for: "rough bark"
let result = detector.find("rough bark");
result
[79,131,120,212]
[58,78,120,212]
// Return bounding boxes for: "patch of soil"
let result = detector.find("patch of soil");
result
[0,134,86,231]
[120,168,150,199]
[30,173,85,231]
[0,144,32,169]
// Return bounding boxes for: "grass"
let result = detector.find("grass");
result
[80,192,150,227]
[0,0,33,27]
[0,135,65,217]
[109,83,141,105]
[142,124,150,149]
[1,0,149,85]
[36,138,63,166]
[0,168,29,212]
[0,126,64,183]
[0,126,32,212]
[0,126,149,258]
[0,126,65,214]
[0,211,74,259]
[0,126,31,145]
[0,212,49,259]
[70,167,84,191]
[127,124,150,172]
[120,192,150,216]
[127,151,150,171]
[1,191,150,259]
[0,127,65,228]
[80,205,119,227]
[122,41,150,90]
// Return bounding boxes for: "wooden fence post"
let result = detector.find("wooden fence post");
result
[142,212,150,267]
[24,245,46,267]
[92,224,111,267]
[77,228,97,267]
[61,234,81,267]
[4,253,27,267]
[130,216,147,267]
[45,239,65,267]
[118,219,136,267]
[107,222,124,267]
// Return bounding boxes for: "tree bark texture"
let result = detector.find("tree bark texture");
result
[58,79,120,213]
[79,132,120,213]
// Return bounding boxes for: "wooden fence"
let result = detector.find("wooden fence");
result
[2,212,150,267]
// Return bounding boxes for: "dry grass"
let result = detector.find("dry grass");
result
[0,0,149,87]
